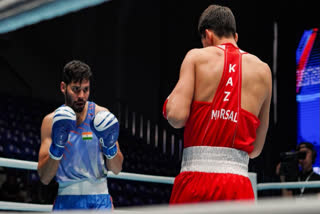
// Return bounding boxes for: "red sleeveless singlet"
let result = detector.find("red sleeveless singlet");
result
[183,43,260,153]
[169,43,259,203]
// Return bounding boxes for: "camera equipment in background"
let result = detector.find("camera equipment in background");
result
[279,151,307,181]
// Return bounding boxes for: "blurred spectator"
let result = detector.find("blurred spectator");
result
[276,142,320,197]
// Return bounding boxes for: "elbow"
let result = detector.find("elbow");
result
[168,119,185,129]
[38,173,51,185]
[249,152,259,159]
[109,154,123,175]
[40,179,50,186]
[112,167,122,175]
[110,164,122,175]
[37,167,51,185]
[249,149,262,159]
[167,112,188,129]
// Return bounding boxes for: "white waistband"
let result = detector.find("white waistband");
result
[181,146,249,177]
[58,178,109,195]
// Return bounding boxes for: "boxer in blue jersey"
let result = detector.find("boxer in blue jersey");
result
[37,60,123,210]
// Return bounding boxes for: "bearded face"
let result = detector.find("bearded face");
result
[64,80,90,113]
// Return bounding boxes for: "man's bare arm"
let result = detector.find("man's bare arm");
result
[166,49,196,128]
[37,114,60,185]
[106,142,123,174]
[95,105,124,174]
[249,63,272,158]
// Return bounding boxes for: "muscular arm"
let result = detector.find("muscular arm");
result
[249,64,272,158]
[95,105,123,174]
[106,142,123,174]
[166,49,196,128]
[37,114,60,185]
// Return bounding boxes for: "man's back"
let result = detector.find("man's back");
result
[166,4,272,203]
[193,45,270,118]
[166,43,272,158]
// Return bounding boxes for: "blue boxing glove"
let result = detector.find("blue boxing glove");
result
[91,111,119,159]
[49,106,76,160]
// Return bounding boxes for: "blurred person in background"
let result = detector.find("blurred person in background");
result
[277,142,320,197]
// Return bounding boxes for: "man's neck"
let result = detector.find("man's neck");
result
[213,38,237,47]
[76,102,88,125]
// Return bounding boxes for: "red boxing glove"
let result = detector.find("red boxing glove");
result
[162,99,168,119]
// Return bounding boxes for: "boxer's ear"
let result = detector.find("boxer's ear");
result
[61,82,66,93]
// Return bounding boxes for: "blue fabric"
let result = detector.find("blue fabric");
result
[50,107,76,159]
[56,102,107,185]
[53,194,112,210]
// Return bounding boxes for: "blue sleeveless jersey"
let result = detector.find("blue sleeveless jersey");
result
[56,102,107,185]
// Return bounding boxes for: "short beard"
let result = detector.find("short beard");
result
[65,91,85,113]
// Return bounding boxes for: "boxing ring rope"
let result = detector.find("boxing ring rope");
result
[2,157,320,212]
[3,157,320,190]
[0,157,175,184]
[0,201,52,212]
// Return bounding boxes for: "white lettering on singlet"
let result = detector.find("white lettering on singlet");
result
[226,77,233,86]
[229,64,236,73]
[211,108,238,123]
[210,63,238,123]
[224,91,230,102]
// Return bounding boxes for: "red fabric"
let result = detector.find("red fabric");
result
[170,172,254,203]
[183,43,260,153]
[170,43,259,204]
[162,99,169,119]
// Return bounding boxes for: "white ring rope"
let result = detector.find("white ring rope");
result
[0,201,52,212]
[108,171,174,184]
[2,157,320,212]
[258,181,320,190]
[3,157,320,191]
[2,157,320,190]
[4,197,320,213]
[0,157,38,170]
[0,157,175,184]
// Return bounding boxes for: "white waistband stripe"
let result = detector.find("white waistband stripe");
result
[181,146,249,177]
[58,179,109,195]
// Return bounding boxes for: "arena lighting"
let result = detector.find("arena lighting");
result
[296,28,320,170]
[0,0,110,34]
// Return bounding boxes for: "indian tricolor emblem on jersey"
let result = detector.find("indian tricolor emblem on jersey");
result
[82,132,93,140]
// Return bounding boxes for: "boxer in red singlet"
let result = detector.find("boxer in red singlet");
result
[163,5,272,203]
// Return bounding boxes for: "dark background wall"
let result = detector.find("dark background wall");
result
[0,0,319,181]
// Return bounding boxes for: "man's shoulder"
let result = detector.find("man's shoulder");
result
[243,52,267,66]
[243,53,271,76]
[186,47,223,63]
[94,103,109,113]
[43,112,54,122]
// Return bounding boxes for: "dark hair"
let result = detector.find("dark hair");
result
[297,142,317,164]
[198,5,236,39]
[62,60,92,85]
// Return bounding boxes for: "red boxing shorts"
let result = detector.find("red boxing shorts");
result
[170,146,254,204]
